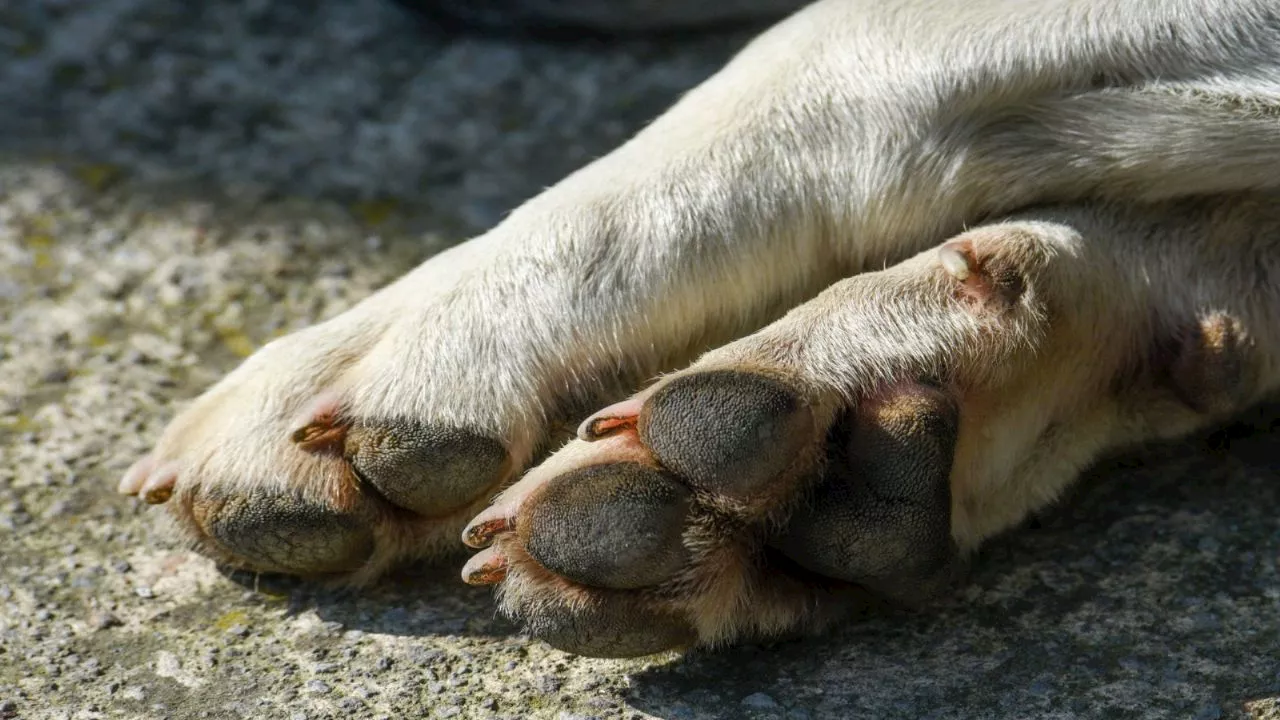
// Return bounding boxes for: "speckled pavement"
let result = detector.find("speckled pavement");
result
[1,1,1278,719]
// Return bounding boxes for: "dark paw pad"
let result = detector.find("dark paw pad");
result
[774,384,958,604]
[345,420,509,516]
[194,488,374,575]
[522,463,691,589]
[293,411,510,516]
[639,371,813,499]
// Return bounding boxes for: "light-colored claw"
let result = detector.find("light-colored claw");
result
[118,455,156,496]
[938,243,974,281]
[577,396,646,441]
[461,546,508,586]
[140,463,179,504]
[290,392,350,455]
[462,515,513,549]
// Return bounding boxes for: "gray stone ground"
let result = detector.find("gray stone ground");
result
[1,1,1278,718]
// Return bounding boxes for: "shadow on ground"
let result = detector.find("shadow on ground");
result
[219,562,519,639]
[159,405,1280,719]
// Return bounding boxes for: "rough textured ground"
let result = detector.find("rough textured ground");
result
[1,1,1278,718]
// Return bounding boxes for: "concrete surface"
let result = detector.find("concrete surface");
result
[1,1,1278,718]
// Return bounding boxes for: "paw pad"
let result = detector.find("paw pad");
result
[292,407,512,517]
[640,371,815,501]
[463,372,963,657]
[523,463,692,590]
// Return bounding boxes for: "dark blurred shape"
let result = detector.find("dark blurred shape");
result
[391,0,812,37]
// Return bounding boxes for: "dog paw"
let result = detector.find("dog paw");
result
[115,244,614,581]
[117,304,524,580]
[463,374,958,657]
[462,208,1271,656]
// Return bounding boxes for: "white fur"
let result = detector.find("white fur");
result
[128,0,1280,589]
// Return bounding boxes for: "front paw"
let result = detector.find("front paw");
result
[462,372,961,657]
[117,321,523,580]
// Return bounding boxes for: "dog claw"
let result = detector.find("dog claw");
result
[118,455,156,495]
[140,464,179,504]
[290,418,349,455]
[938,243,974,281]
[462,514,513,549]
[289,393,350,455]
[577,396,646,441]
[462,546,509,585]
